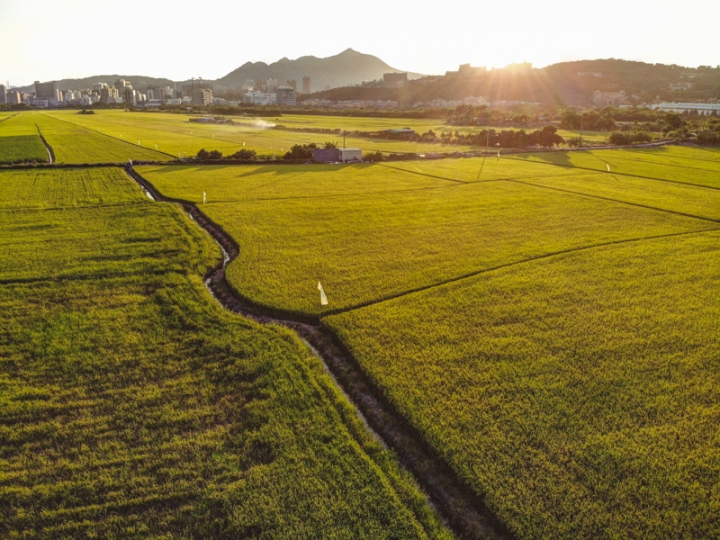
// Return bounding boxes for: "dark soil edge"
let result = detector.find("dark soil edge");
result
[125,164,515,540]
[35,124,55,163]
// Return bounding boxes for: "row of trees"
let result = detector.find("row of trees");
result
[414,126,565,148]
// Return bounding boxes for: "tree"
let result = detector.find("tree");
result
[230,149,257,160]
[324,141,337,149]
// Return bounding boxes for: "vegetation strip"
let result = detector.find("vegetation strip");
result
[505,179,720,224]
[126,164,513,540]
[323,228,717,317]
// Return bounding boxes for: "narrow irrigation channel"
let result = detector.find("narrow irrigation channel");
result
[35,124,55,164]
[125,164,514,540]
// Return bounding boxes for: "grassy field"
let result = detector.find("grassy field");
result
[13,112,171,163]
[140,151,718,316]
[0,114,50,164]
[142,145,719,538]
[0,167,449,539]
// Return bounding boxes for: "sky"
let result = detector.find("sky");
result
[1,0,719,87]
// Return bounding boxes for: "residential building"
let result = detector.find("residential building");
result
[115,79,129,91]
[302,76,311,94]
[242,79,256,90]
[191,88,213,106]
[6,91,22,104]
[276,86,296,106]
[0,84,6,104]
[669,82,694,91]
[285,79,297,91]
[577,72,603,78]
[242,91,277,106]
[100,85,120,104]
[34,81,56,100]
[266,78,278,93]
[383,72,408,87]
[592,90,628,107]
[648,101,720,116]
[122,86,136,107]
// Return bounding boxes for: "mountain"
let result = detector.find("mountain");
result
[213,48,423,91]
[308,59,720,107]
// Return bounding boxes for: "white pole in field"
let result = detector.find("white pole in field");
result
[203,191,207,204]
[607,164,610,172]
[318,282,328,306]
[138,141,141,145]
[155,144,158,149]
[129,159,133,165]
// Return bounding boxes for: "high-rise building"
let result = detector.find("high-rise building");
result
[242,79,255,91]
[0,84,7,104]
[6,91,22,104]
[266,78,278,93]
[122,86,136,107]
[34,81,57,100]
[100,85,120,104]
[285,79,297,91]
[302,76,311,94]
[276,86,297,106]
[191,88,213,107]
[115,79,130,91]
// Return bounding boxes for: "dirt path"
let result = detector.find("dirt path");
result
[124,164,513,540]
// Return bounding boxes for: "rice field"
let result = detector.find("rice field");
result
[0,114,49,164]
[12,112,170,163]
[139,150,719,316]
[0,167,448,539]
[140,145,720,538]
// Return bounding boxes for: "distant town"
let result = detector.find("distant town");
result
[1,61,719,117]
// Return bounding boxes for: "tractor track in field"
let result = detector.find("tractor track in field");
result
[124,164,514,540]
[35,124,55,164]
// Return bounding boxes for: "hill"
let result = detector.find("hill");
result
[212,48,423,91]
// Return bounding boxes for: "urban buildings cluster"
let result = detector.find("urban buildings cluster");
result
[1,76,313,109]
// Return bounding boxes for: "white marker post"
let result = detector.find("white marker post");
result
[203,191,207,204]
[607,164,611,172]
[318,282,328,306]
[155,144,158,149]
[243,142,245,146]
[128,159,133,165]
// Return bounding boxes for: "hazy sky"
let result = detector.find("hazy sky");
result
[1,0,718,86]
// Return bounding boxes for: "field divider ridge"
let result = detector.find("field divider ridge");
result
[505,178,720,223]
[326,227,719,317]
[124,164,515,540]
[502,154,720,191]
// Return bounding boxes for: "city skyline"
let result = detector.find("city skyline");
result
[2,0,719,87]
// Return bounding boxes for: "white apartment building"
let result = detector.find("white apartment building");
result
[649,101,720,116]
[243,91,277,106]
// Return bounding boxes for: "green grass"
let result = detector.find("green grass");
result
[140,157,716,316]
[325,231,720,539]
[0,167,449,539]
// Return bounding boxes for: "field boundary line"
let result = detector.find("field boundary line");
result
[505,178,720,223]
[326,228,719,316]
[0,200,149,214]
[125,164,515,540]
[38,113,175,160]
[502,155,720,191]
[0,268,187,287]
[35,124,55,164]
